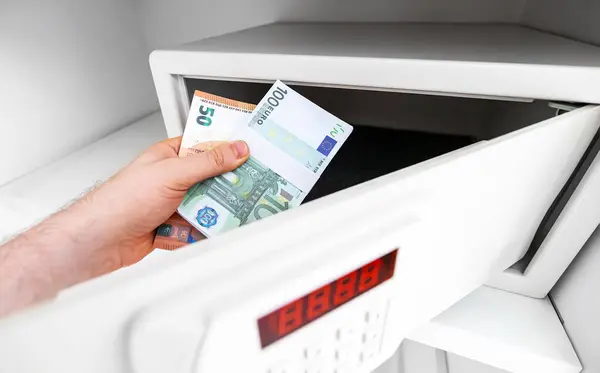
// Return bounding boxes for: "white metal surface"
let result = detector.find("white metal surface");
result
[375,340,511,373]
[487,151,600,298]
[150,23,600,137]
[446,352,510,373]
[409,286,581,373]
[394,340,447,373]
[552,227,600,373]
[0,112,166,243]
[0,103,598,372]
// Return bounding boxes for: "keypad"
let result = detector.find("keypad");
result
[267,300,388,373]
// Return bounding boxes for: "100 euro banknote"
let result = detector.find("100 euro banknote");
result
[178,81,353,237]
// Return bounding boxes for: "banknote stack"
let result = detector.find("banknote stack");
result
[153,81,353,249]
[153,214,205,250]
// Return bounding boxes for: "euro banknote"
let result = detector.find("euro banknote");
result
[179,90,256,157]
[154,90,256,250]
[153,213,205,250]
[178,81,353,237]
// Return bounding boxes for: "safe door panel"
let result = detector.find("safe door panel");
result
[366,105,599,359]
[194,106,600,372]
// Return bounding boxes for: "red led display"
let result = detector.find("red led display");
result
[257,249,398,348]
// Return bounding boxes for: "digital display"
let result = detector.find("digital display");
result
[257,250,398,348]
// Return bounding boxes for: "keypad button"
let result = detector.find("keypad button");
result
[364,309,384,326]
[304,346,322,360]
[361,329,379,345]
[335,324,361,344]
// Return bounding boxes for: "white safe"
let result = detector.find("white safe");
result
[1,17,599,373]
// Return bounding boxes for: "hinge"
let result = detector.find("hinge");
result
[548,101,587,115]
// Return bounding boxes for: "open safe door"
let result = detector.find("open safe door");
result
[0,107,598,373]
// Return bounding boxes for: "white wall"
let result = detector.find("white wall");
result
[0,0,158,186]
[522,0,600,46]
[278,0,526,23]
[135,0,526,50]
[551,226,600,373]
[133,0,281,51]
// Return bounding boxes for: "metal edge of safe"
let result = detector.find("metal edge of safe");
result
[517,115,600,271]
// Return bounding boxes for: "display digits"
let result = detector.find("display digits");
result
[258,249,398,348]
[277,299,304,336]
[358,258,382,292]
[333,272,357,306]
[307,285,331,321]
[197,105,215,126]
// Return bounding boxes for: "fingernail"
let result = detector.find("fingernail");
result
[231,140,249,159]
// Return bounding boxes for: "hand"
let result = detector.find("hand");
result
[0,137,249,316]
[80,137,250,266]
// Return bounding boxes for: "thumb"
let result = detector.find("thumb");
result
[165,140,250,189]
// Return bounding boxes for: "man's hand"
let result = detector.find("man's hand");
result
[0,138,249,316]
[83,137,249,266]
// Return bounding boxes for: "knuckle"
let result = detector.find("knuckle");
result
[208,147,227,169]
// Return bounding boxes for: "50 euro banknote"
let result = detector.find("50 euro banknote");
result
[153,91,255,250]
[178,81,353,237]
[179,90,256,157]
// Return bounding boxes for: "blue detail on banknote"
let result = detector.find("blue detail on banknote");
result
[317,135,337,156]
[196,206,219,228]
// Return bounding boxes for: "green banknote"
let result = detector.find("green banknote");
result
[178,156,304,233]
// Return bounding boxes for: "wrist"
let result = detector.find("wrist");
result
[61,195,124,275]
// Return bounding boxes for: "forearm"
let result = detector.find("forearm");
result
[0,199,121,317]
[0,139,248,317]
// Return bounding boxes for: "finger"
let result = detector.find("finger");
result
[163,141,250,189]
[180,141,227,158]
[158,136,183,153]
[191,141,225,150]
[135,136,184,165]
